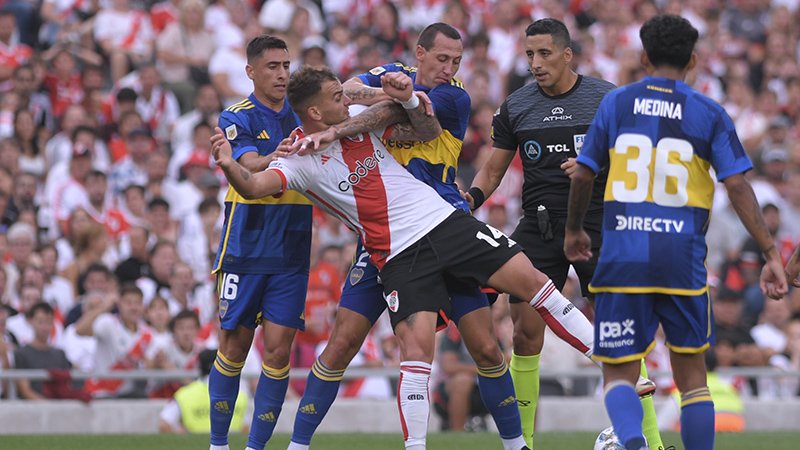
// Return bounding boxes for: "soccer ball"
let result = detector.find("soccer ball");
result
[593,427,625,450]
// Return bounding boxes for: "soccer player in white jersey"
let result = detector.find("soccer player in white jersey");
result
[212,66,596,450]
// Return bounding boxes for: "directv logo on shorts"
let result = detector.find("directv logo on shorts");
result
[338,147,386,192]
[598,319,635,348]
[523,140,542,161]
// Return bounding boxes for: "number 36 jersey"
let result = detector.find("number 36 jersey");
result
[576,76,753,295]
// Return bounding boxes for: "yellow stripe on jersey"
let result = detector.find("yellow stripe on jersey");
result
[588,285,709,296]
[213,200,238,274]
[224,186,312,206]
[449,77,465,89]
[227,100,255,113]
[386,130,462,182]
[604,146,714,210]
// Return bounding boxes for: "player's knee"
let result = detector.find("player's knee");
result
[321,334,361,369]
[262,345,291,368]
[466,340,503,367]
[512,328,544,355]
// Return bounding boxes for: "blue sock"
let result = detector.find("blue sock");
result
[604,381,645,450]
[247,362,290,449]
[209,352,245,446]
[291,358,345,445]
[680,387,715,450]
[477,357,523,440]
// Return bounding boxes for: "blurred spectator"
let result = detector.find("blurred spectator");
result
[109,127,153,199]
[176,196,221,283]
[49,140,92,238]
[145,197,179,243]
[4,222,37,301]
[84,170,130,240]
[120,184,148,227]
[119,64,180,144]
[136,239,178,304]
[76,283,151,398]
[146,309,201,398]
[12,64,53,131]
[6,283,48,345]
[12,302,73,400]
[325,22,357,78]
[369,1,410,63]
[160,261,215,324]
[93,0,155,83]
[40,50,83,121]
[0,304,14,397]
[209,19,262,107]
[159,348,249,433]
[59,222,109,296]
[2,171,37,228]
[0,10,33,92]
[169,84,221,176]
[115,225,151,285]
[258,0,324,36]
[38,243,74,316]
[38,0,99,48]
[13,109,44,178]
[432,324,488,432]
[145,295,172,347]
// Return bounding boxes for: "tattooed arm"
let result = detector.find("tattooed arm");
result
[211,127,284,199]
[343,77,393,105]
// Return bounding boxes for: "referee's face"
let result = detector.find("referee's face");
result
[525,34,573,95]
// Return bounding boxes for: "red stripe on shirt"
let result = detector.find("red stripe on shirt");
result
[341,134,391,269]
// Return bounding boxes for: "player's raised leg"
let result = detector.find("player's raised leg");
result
[507,304,544,449]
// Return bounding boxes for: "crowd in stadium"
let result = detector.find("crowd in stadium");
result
[1,0,800,436]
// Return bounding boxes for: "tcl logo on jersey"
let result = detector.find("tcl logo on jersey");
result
[542,106,573,122]
[337,147,386,192]
[546,143,570,153]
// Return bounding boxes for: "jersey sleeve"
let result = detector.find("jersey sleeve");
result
[491,101,517,151]
[218,110,257,161]
[267,155,314,193]
[428,85,470,140]
[92,313,115,342]
[356,63,402,88]
[575,93,613,174]
[709,109,753,181]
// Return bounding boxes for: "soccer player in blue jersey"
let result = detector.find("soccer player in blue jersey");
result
[286,23,593,450]
[564,15,788,450]
[208,35,312,450]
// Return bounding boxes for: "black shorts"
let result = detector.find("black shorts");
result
[380,210,522,328]
[507,215,601,303]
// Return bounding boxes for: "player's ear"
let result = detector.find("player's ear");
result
[686,52,698,73]
[563,46,573,63]
[640,51,650,70]
[415,44,426,62]
[307,105,322,122]
[245,64,255,81]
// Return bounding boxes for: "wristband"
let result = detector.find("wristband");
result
[400,94,420,110]
[468,187,485,210]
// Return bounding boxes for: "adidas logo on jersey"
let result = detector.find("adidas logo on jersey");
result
[258,411,276,422]
[257,130,270,139]
[214,401,231,414]
[300,403,317,414]
[321,154,331,165]
[498,396,517,407]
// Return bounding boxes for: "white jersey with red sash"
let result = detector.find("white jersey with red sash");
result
[85,314,153,397]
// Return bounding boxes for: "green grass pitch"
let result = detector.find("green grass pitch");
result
[2,432,799,449]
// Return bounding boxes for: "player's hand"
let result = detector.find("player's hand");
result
[211,127,234,168]
[761,257,789,300]
[414,91,434,116]
[460,189,475,210]
[785,258,800,288]
[560,157,578,178]
[564,229,593,262]
[289,128,335,156]
[381,72,414,102]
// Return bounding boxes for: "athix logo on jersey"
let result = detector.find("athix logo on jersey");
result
[385,290,399,312]
[523,140,542,161]
[542,106,573,122]
[615,215,685,233]
[337,147,386,192]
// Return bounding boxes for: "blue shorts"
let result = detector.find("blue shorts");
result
[216,271,308,331]
[592,291,713,364]
[339,242,489,326]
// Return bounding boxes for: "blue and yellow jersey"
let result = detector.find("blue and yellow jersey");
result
[213,94,312,275]
[577,76,752,295]
[358,63,471,211]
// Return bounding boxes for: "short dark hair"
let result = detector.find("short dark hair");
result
[119,282,143,299]
[147,197,170,211]
[287,66,339,119]
[116,87,138,103]
[71,125,96,142]
[86,169,107,181]
[640,15,698,69]
[417,22,461,50]
[246,35,288,63]
[169,309,200,332]
[526,18,571,49]
[26,302,54,320]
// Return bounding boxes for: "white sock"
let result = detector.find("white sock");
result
[502,434,529,450]
[398,361,431,450]
[209,445,229,450]
[287,443,309,450]
[530,279,594,358]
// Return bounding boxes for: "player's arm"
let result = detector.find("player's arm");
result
[724,173,788,299]
[218,112,274,173]
[237,150,276,172]
[785,245,800,288]
[380,72,441,142]
[466,149,515,210]
[343,76,393,106]
[212,127,285,199]
[564,163,597,262]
